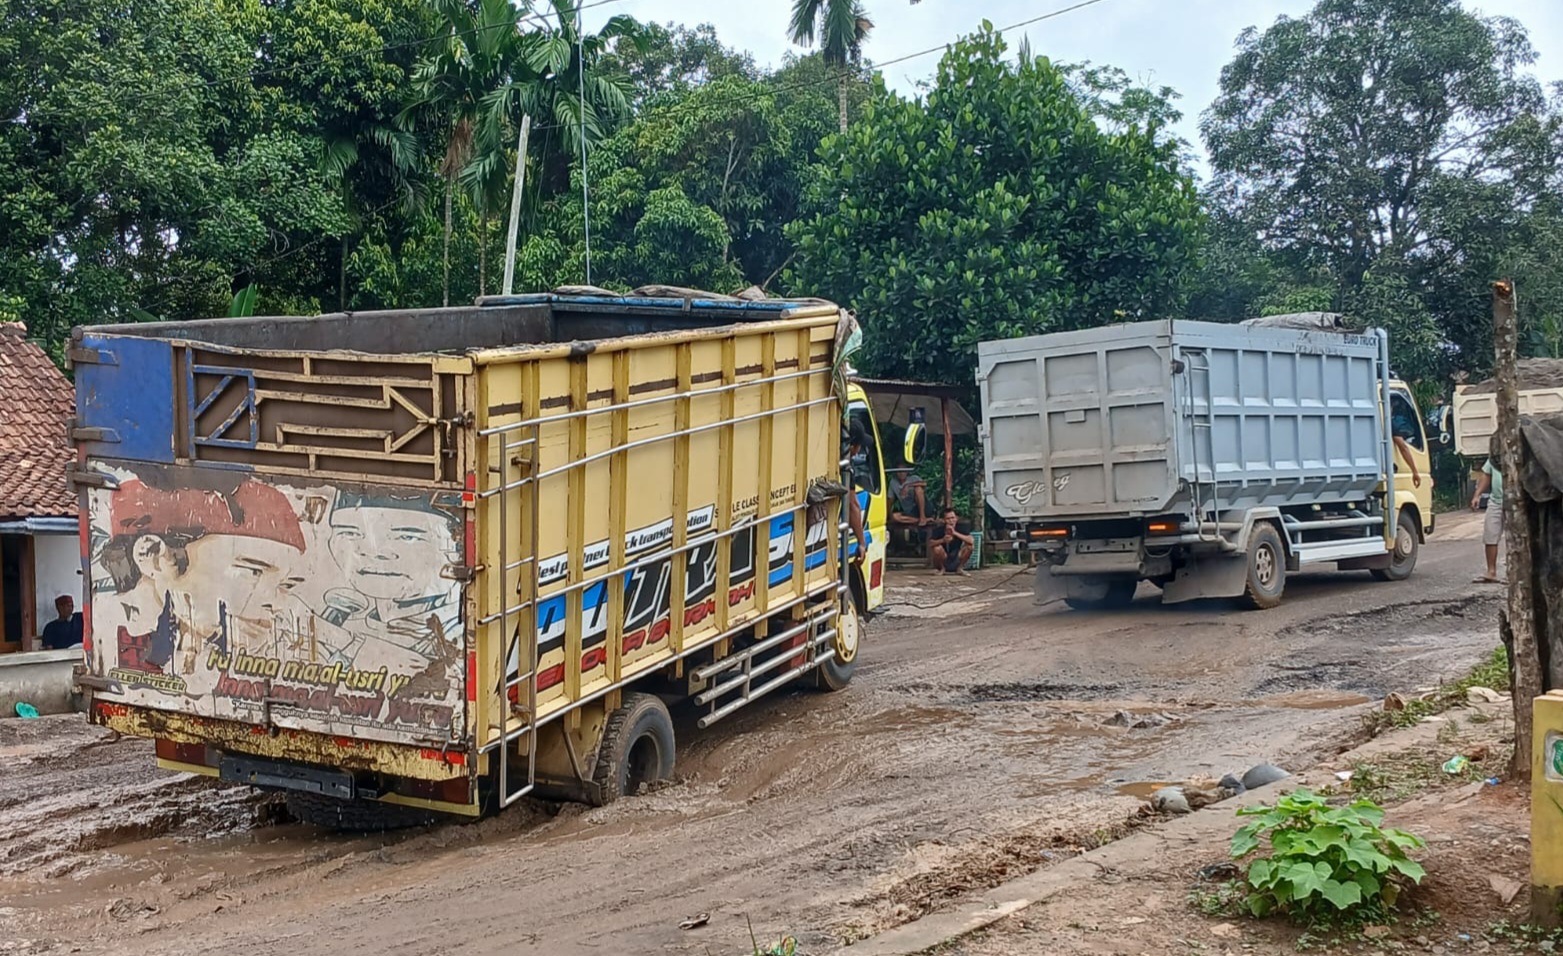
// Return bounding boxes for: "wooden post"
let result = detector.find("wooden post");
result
[941,397,954,512]
[1495,279,1541,782]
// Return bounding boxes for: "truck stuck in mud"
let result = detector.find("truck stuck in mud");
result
[68,290,894,828]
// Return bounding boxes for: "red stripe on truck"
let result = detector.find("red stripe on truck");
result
[466,652,477,702]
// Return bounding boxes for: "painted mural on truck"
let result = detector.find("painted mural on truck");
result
[85,465,465,743]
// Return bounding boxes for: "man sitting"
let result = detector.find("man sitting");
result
[40,595,83,650]
[927,508,974,576]
[888,471,931,528]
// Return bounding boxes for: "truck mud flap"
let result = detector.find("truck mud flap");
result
[220,755,355,800]
[1161,553,1248,604]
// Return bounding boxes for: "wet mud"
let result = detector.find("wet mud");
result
[0,518,1504,956]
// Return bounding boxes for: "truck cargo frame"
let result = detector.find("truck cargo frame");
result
[71,293,889,819]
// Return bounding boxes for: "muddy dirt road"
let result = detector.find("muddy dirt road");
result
[0,514,1503,956]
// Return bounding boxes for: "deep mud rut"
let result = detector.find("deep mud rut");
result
[0,514,1503,956]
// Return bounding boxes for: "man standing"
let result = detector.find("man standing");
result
[927,508,974,576]
[1471,458,1504,583]
[40,595,83,649]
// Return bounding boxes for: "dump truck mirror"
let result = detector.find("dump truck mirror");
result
[1429,405,1453,446]
[904,408,928,465]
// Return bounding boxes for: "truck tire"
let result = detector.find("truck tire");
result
[1064,579,1138,611]
[816,585,862,692]
[1371,510,1420,582]
[1237,524,1286,610]
[285,791,438,832]
[589,693,676,806]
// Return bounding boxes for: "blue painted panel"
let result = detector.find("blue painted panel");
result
[76,335,176,463]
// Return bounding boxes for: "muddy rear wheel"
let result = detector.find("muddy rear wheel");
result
[589,693,676,807]
[1063,579,1138,611]
[285,791,439,832]
[816,585,862,692]
[1237,523,1286,610]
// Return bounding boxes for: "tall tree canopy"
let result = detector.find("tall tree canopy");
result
[788,26,1204,381]
[1201,0,1563,377]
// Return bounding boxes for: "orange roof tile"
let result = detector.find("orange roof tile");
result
[0,323,76,519]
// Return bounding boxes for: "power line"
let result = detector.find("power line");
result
[525,0,1116,135]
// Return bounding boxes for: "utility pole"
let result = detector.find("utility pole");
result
[1494,279,1541,782]
[501,115,531,297]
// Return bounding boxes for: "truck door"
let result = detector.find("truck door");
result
[845,393,888,611]
[1388,386,1433,534]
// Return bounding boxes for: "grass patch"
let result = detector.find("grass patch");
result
[1365,647,1509,734]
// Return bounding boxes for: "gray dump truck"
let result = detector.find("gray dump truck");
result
[979,319,1434,610]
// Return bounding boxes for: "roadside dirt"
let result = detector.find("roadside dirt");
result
[945,703,1539,956]
[0,513,1506,956]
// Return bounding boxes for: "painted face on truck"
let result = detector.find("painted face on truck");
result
[328,504,458,604]
[180,534,306,641]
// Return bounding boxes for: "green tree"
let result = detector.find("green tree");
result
[787,27,1204,381]
[787,0,873,133]
[0,0,354,351]
[1202,0,1562,376]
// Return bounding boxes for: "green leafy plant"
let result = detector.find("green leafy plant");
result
[1231,789,1425,923]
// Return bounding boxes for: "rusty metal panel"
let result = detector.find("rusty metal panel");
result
[179,346,470,485]
[80,461,468,749]
[89,702,469,783]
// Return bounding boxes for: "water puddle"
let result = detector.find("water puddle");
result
[1112,781,1173,800]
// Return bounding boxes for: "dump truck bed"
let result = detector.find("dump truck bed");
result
[979,320,1389,522]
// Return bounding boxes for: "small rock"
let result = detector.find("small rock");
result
[1186,787,1227,810]
[1364,925,1391,939]
[1103,710,1135,728]
[1384,692,1407,711]
[1414,936,1430,948]
[1211,923,1240,939]
[1219,773,1246,795]
[1489,874,1523,904]
[1538,939,1555,954]
[1241,764,1288,790]
[1151,786,1191,814]
[1467,686,1505,704]
[1132,713,1171,729]
[1464,744,1490,762]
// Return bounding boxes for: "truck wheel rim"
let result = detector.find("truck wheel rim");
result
[1255,544,1277,588]
[834,606,860,663]
[1395,525,1414,559]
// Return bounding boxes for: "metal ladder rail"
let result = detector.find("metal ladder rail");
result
[495,419,542,808]
[1184,350,1220,540]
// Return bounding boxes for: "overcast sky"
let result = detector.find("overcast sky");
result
[587,0,1563,177]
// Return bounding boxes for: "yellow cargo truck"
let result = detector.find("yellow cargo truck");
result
[70,290,894,827]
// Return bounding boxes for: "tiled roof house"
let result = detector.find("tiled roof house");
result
[0,323,79,652]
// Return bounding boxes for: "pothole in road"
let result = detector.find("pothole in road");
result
[965,681,1124,703]
[1275,594,1501,640]
[1256,594,1503,699]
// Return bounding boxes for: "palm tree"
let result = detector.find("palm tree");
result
[413,0,640,301]
[787,0,873,133]
[410,0,531,304]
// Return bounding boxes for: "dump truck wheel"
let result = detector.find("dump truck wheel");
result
[1371,510,1420,582]
[1063,579,1137,611]
[1238,524,1286,610]
[589,693,676,806]
[815,599,860,692]
[284,792,439,832]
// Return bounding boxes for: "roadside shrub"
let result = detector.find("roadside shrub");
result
[1231,789,1425,923]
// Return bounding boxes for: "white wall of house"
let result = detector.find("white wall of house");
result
[32,533,80,636]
